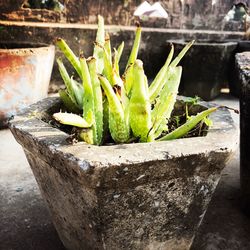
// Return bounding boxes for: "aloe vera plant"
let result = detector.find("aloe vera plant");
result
[53,15,217,145]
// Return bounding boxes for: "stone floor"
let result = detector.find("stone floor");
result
[0,93,250,250]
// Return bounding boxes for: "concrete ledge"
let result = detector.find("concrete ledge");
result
[0,21,245,88]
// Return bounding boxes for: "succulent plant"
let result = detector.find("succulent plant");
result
[53,15,217,145]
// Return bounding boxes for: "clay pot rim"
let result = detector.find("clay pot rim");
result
[0,42,55,55]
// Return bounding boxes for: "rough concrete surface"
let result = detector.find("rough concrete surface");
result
[0,94,250,250]
[237,51,250,215]
[8,96,237,249]
[171,41,238,100]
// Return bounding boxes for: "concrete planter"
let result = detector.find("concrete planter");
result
[9,97,237,250]
[168,40,237,101]
[236,51,250,215]
[229,41,250,97]
[0,42,55,127]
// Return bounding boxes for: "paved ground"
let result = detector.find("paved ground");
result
[0,93,250,250]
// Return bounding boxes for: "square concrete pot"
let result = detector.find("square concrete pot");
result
[9,97,237,250]
[167,40,237,101]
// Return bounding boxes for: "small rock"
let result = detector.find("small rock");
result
[154,201,160,207]
[15,187,23,192]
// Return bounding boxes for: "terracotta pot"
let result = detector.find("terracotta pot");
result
[9,97,237,250]
[0,42,55,127]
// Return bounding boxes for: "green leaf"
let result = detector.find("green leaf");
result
[203,117,213,126]
[150,66,182,139]
[170,40,195,67]
[98,75,130,143]
[104,33,112,65]
[102,96,110,142]
[56,38,82,79]
[149,44,174,102]
[70,77,84,108]
[79,55,95,144]
[129,60,152,142]
[53,112,92,128]
[184,95,201,105]
[87,57,103,145]
[93,15,105,74]
[116,41,124,72]
[126,25,141,69]
[59,89,81,114]
[123,64,134,96]
[57,58,79,108]
[158,107,217,141]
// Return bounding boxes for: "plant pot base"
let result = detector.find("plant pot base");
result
[24,149,224,250]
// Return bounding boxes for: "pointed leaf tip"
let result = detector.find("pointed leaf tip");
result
[53,112,93,128]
